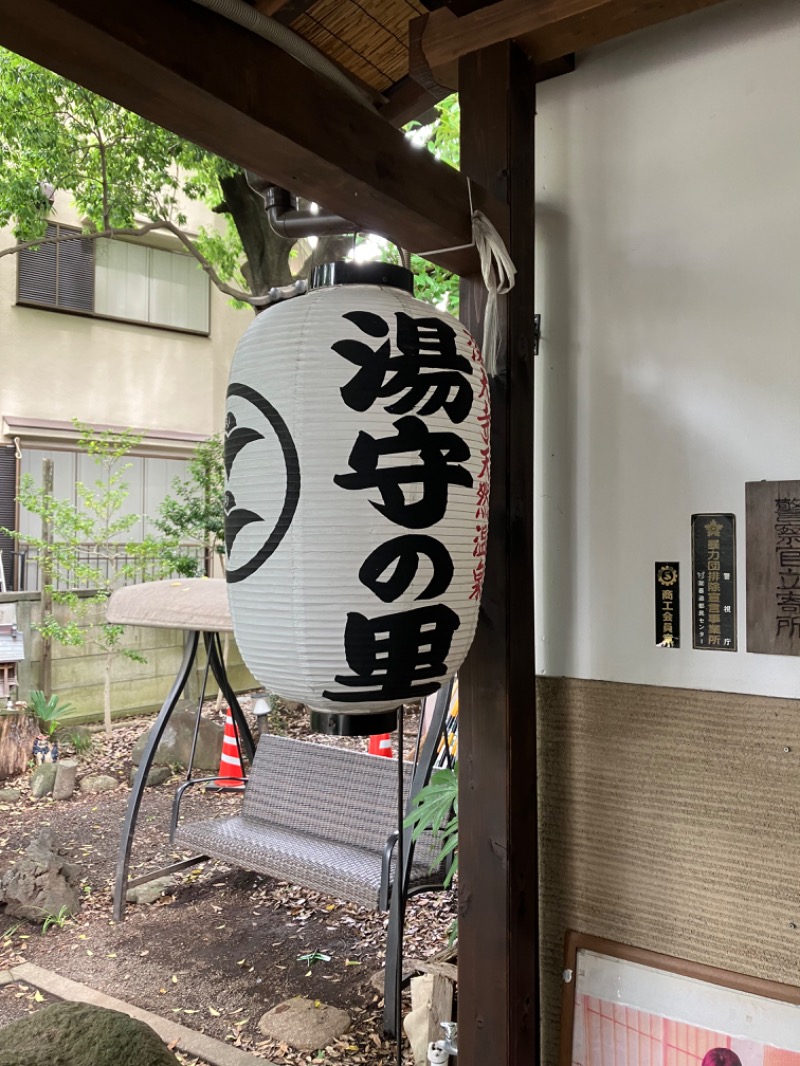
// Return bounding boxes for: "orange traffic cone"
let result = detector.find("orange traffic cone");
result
[215,709,245,788]
[368,733,392,757]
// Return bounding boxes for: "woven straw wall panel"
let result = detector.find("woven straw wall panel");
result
[537,676,800,1065]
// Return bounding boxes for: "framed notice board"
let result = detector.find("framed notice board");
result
[561,933,800,1066]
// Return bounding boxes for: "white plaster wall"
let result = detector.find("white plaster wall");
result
[534,0,800,697]
[0,195,250,438]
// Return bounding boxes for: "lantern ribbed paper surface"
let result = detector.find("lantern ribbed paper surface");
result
[225,267,490,713]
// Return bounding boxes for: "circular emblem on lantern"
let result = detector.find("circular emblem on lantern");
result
[224,382,300,584]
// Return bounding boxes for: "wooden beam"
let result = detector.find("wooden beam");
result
[379,76,449,128]
[458,41,538,1066]
[0,0,500,275]
[414,0,729,68]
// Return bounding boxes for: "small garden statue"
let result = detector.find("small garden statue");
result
[32,733,59,764]
[28,690,72,764]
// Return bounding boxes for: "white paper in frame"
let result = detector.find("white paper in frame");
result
[561,934,800,1066]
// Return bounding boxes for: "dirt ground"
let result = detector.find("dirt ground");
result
[0,698,457,1065]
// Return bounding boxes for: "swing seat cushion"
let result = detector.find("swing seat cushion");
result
[173,734,444,910]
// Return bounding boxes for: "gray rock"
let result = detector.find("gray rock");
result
[30,762,57,798]
[126,875,175,905]
[0,788,21,803]
[258,997,351,1051]
[0,827,82,922]
[53,759,79,800]
[131,708,224,771]
[0,1001,179,1066]
[129,764,172,787]
[79,773,119,793]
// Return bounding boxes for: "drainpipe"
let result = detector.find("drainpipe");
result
[246,175,357,241]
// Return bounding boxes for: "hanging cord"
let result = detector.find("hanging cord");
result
[472,210,517,377]
[417,178,517,378]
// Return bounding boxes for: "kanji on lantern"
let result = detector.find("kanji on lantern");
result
[333,414,473,529]
[322,603,461,703]
[334,310,474,423]
[358,535,454,603]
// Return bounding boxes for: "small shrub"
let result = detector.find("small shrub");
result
[64,727,93,755]
[41,905,72,933]
[28,690,74,737]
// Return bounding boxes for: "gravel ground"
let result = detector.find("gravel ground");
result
[0,697,457,1065]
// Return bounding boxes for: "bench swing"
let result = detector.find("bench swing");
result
[108,578,456,1037]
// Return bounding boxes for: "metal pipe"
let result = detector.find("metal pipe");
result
[188,0,378,110]
[247,177,357,240]
[263,183,356,239]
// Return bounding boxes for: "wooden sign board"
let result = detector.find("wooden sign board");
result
[746,480,800,655]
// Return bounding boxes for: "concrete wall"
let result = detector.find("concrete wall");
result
[535,0,800,698]
[9,592,256,722]
[534,1,800,1061]
[0,196,249,440]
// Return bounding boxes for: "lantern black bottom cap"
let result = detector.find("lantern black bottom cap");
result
[309,709,399,737]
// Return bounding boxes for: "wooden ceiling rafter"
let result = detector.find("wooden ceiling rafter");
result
[412,0,731,70]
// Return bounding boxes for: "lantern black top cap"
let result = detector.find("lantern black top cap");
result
[309,260,414,295]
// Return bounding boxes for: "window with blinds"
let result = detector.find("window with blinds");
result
[17,223,94,311]
[17,226,210,334]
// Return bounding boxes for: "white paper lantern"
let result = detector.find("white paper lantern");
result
[225,261,490,714]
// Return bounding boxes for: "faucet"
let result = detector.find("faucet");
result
[427,1022,458,1063]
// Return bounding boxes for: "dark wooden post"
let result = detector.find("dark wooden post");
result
[458,42,538,1066]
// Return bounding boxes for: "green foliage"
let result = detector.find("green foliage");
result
[404,764,459,888]
[0,48,197,238]
[63,727,94,755]
[28,690,74,736]
[0,47,255,303]
[373,95,461,313]
[154,435,225,576]
[41,905,72,933]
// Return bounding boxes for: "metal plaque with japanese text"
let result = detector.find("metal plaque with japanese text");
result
[746,481,800,655]
[692,514,736,651]
[655,563,680,648]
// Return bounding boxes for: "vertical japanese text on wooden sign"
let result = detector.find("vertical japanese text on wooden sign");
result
[746,480,800,655]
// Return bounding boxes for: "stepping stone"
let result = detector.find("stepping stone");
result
[258,997,351,1051]
[126,876,175,905]
[79,774,119,793]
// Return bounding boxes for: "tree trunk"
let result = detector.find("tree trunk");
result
[218,170,357,304]
[0,710,38,781]
[103,649,112,737]
[219,170,294,295]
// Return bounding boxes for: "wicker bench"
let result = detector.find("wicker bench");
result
[171,733,445,911]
